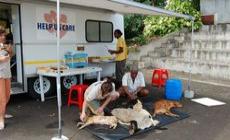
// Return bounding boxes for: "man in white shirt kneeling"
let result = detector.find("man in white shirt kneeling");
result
[80,78,119,122]
[118,62,149,100]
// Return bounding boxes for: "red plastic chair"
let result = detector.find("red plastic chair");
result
[67,84,88,110]
[152,68,169,88]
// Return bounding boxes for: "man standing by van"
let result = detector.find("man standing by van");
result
[108,29,128,87]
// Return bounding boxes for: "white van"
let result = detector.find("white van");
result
[0,0,191,99]
[0,0,123,98]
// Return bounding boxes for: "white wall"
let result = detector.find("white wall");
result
[200,0,230,24]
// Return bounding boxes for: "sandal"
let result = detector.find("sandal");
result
[0,122,4,130]
[5,114,13,119]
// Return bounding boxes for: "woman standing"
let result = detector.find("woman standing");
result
[0,28,13,130]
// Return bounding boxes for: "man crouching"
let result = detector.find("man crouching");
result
[118,62,149,101]
[80,78,119,122]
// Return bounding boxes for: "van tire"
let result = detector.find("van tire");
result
[28,77,55,99]
[61,76,78,93]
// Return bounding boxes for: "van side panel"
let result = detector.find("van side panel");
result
[20,2,124,78]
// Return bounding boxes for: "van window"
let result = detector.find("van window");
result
[86,20,113,42]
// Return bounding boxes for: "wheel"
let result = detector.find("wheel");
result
[28,77,55,99]
[61,76,78,92]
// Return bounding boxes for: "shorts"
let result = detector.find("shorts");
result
[0,68,11,79]
[86,100,102,115]
[0,61,11,79]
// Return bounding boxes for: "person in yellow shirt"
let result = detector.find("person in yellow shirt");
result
[108,29,128,87]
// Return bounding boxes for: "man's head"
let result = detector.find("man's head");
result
[130,62,139,79]
[114,29,122,39]
[101,81,113,96]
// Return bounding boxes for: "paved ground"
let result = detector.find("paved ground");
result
[1,80,230,140]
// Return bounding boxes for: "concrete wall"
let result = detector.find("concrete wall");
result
[200,0,230,24]
[134,25,230,80]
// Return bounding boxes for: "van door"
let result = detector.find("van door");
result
[11,4,24,94]
[0,2,24,94]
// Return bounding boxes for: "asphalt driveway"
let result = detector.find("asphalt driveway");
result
[1,80,230,140]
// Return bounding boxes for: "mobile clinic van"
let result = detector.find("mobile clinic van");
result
[0,0,191,99]
[0,0,123,98]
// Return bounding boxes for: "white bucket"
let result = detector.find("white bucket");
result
[184,90,195,99]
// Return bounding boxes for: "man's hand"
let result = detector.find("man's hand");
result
[108,50,114,54]
[80,112,86,122]
[132,91,138,95]
[111,92,119,101]
[129,94,137,100]
[97,106,104,114]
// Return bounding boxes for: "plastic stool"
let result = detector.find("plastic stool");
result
[152,68,169,88]
[67,84,88,110]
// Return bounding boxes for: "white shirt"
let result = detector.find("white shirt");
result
[84,80,116,102]
[122,72,145,93]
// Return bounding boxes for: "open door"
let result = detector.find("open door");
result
[0,2,24,94]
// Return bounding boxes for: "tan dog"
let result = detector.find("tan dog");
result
[77,115,118,129]
[153,99,183,117]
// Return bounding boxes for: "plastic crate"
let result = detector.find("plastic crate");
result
[64,52,88,68]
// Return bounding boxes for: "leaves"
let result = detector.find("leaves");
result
[144,0,202,37]
[124,0,202,46]
[124,14,146,39]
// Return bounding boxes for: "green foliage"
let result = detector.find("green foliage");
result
[131,34,148,46]
[124,0,153,40]
[134,0,166,7]
[124,0,152,45]
[191,0,200,11]
[144,0,202,37]
[134,0,152,5]
[152,0,167,8]
[124,0,201,46]
[124,14,146,39]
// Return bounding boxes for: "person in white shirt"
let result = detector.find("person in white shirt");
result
[80,78,119,122]
[118,63,149,100]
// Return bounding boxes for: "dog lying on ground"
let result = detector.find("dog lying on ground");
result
[153,99,183,117]
[77,115,118,129]
[112,100,159,135]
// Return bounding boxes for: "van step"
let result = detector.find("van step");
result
[11,82,24,94]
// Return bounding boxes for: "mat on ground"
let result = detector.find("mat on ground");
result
[85,109,189,140]
[191,97,226,107]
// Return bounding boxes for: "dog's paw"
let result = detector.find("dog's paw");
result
[76,122,84,128]
[152,120,160,126]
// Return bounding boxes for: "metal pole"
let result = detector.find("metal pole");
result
[51,0,68,139]
[184,19,195,99]
[56,0,62,137]
[188,20,194,91]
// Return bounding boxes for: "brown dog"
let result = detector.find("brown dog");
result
[77,115,118,129]
[153,99,183,117]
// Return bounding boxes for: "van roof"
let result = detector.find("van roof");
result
[49,0,193,20]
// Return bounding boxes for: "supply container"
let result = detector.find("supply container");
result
[165,79,183,100]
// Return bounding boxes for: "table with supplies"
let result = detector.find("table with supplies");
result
[37,66,102,102]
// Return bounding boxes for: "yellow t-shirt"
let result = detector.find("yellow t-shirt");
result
[115,37,128,61]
